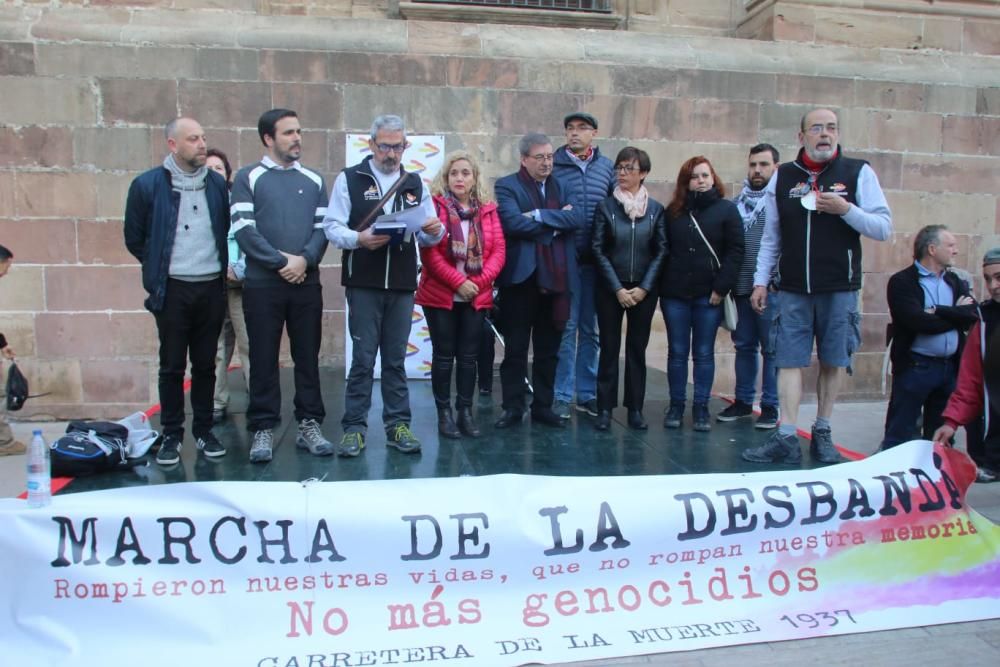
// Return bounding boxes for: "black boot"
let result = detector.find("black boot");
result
[437,407,460,439]
[456,407,481,437]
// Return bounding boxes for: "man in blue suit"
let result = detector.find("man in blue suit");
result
[494,132,583,428]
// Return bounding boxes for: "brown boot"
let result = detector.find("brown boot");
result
[0,440,27,456]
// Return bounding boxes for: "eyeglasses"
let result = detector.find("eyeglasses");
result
[615,165,640,173]
[528,153,554,162]
[374,142,409,153]
[805,123,838,135]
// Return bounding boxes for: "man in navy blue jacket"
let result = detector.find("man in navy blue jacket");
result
[494,132,584,428]
[551,112,615,420]
[124,117,229,465]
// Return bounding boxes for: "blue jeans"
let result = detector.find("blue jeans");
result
[881,353,956,449]
[661,296,723,405]
[731,293,779,408]
[554,264,599,403]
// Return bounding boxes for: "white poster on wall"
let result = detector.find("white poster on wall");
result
[342,134,446,380]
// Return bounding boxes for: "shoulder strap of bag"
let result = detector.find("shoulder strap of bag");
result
[355,172,412,234]
[689,212,721,270]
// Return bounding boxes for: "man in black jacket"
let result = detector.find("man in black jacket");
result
[881,225,976,449]
[124,117,229,465]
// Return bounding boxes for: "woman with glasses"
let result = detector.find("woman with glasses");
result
[660,156,744,431]
[416,151,506,439]
[591,148,667,431]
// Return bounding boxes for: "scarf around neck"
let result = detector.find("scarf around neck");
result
[443,192,483,276]
[613,185,649,220]
[517,166,570,329]
[734,180,767,231]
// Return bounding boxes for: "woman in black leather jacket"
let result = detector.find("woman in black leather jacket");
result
[659,156,744,432]
[591,147,668,431]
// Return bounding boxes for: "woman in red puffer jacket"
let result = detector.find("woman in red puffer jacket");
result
[416,150,506,440]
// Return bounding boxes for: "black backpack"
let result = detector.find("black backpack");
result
[50,421,135,477]
[5,362,28,411]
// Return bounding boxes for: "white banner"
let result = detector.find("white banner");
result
[343,134,445,380]
[2,441,998,666]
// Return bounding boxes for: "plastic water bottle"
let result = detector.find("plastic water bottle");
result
[26,429,51,508]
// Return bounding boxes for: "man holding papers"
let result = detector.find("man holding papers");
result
[324,115,444,457]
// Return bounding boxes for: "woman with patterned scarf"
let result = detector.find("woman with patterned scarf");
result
[416,151,506,439]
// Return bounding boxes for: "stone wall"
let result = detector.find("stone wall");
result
[0,3,997,417]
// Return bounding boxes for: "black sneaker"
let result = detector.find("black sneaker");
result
[576,399,599,417]
[810,426,843,464]
[663,403,685,429]
[337,431,365,458]
[692,403,711,431]
[387,424,421,454]
[155,435,182,465]
[756,405,779,430]
[717,400,753,422]
[552,400,572,420]
[742,431,802,464]
[196,432,227,458]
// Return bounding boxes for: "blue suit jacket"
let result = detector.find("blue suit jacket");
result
[494,172,583,292]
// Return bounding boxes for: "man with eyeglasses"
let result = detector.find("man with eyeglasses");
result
[551,112,615,421]
[493,132,583,429]
[742,108,892,465]
[324,115,444,457]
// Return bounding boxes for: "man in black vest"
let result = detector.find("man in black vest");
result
[881,225,976,450]
[324,115,444,457]
[743,108,893,465]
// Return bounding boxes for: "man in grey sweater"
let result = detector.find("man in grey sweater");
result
[232,109,331,463]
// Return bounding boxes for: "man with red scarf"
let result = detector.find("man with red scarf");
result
[493,133,583,429]
[743,108,893,465]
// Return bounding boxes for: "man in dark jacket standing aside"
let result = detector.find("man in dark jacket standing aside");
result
[551,112,615,420]
[494,132,583,429]
[743,108,893,465]
[124,117,229,465]
[881,225,976,450]
[232,109,332,463]
[324,115,444,458]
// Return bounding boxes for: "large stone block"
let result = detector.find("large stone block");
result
[408,20,482,56]
[0,219,76,264]
[98,172,139,221]
[35,313,115,359]
[902,155,1000,195]
[0,313,35,357]
[0,172,12,218]
[942,116,1000,157]
[78,219,138,265]
[610,64,679,98]
[684,99,760,145]
[924,84,977,115]
[196,47,259,81]
[19,359,83,407]
[110,312,159,357]
[853,80,925,112]
[921,16,964,52]
[15,172,98,218]
[1,76,96,125]
[0,42,33,75]
[272,83,343,131]
[319,310,346,366]
[814,9,922,50]
[318,271,345,311]
[445,57,518,90]
[100,78,179,125]
[179,80,272,127]
[559,62,612,95]
[0,126,73,168]
[757,102,812,146]
[346,85,498,135]
[869,110,942,154]
[74,127,154,171]
[328,53,447,87]
[45,266,146,312]
[676,69,777,103]
[496,90,585,137]
[882,191,996,236]
[776,75,854,106]
[977,87,1000,116]
[81,360,150,404]
[963,19,1000,56]
[259,49,332,83]
[851,151,902,191]
[0,265,44,311]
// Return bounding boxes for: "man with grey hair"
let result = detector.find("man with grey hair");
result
[743,107,893,465]
[124,117,229,465]
[880,225,976,449]
[493,132,582,429]
[324,115,444,457]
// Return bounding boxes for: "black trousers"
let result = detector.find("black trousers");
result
[424,302,484,409]
[153,277,226,440]
[478,316,496,392]
[595,282,657,411]
[243,282,325,431]
[498,277,562,413]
